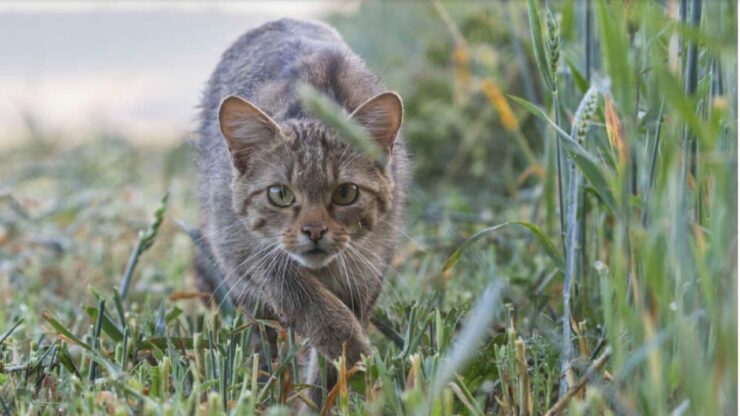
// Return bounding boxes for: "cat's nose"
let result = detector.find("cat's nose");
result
[301,223,328,242]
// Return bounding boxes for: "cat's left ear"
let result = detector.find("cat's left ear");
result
[349,92,403,154]
[218,95,283,173]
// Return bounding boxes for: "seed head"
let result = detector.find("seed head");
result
[546,9,561,80]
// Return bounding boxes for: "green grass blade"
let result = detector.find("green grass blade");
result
[512,221,566,271]
[595,0,635,116]
[57,345,81,377]
[84,306,124,343]
[89,299,106,383]
[443,221,565,273]
[510,94,618,213]
[119,192,169,300]
[42,312,93,351]
[565,57,589,94]
[299,83,387,166]
[0,319,22,346]
[426,281,504,414]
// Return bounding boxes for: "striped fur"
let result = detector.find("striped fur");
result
[195,18,410,403]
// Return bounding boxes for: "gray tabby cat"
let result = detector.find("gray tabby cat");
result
[196,18,409,398]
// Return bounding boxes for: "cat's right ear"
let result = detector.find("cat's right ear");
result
[218,96,282,173]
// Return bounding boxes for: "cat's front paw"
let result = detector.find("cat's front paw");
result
[313,318,371,364]
[342,322,372,363]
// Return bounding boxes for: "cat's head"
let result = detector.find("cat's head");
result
[217,92,403,269]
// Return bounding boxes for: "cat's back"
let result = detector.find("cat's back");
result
[201,18,356,114]
[198,18,386,175]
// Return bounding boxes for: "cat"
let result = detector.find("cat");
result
[195,18,410,404]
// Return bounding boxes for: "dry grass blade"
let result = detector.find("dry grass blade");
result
[321,360,364,416]
[604,95,627,167]
[516,339,532,416]
[545,347,612,416]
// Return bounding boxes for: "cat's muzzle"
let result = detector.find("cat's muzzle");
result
[290,241,339,269]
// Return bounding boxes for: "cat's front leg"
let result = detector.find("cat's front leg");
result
[270,270,371,363]
[289,273,370,364]
[267,271,369,411]
[302,347,337,411]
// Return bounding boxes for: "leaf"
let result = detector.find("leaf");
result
[442,223,510,273]
[596,0,635,117]
[560,0,575,41]
[508,94,572,139]
[442,221,565,273]
[511,221,566,270]
[655,66,708,145]
[527,0,553,90]
[509,95,618,213]
[565,57,589,94]
[42,312,93,351]
[165,306,183,323]
[57,345,80,377]
[84,306,124,343]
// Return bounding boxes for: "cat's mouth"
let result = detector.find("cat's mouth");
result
[289,245,338,269]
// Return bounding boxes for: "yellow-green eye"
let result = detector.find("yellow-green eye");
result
[332,183,359,205]
[267,185,295,207]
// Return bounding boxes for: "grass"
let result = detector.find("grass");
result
[0,1,737,415]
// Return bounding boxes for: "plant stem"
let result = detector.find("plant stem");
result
[88,300,105,384]
[682,0,702,211]
[584,0,593,81]
[559,155,580,399]
[558,85,597,398]
[547,347,612,416]
[553,90,566,251]
[118,242,142,300]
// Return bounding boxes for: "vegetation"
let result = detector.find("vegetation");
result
[0,1,736,414]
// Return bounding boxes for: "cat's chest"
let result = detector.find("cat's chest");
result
[315,262,366,312]
[317,265,348,297]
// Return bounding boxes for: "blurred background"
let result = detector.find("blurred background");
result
[0,2,356,145]
[0,0,538,195]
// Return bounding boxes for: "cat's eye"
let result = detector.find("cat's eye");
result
[332,183,359,206]
[267,185,295,207]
